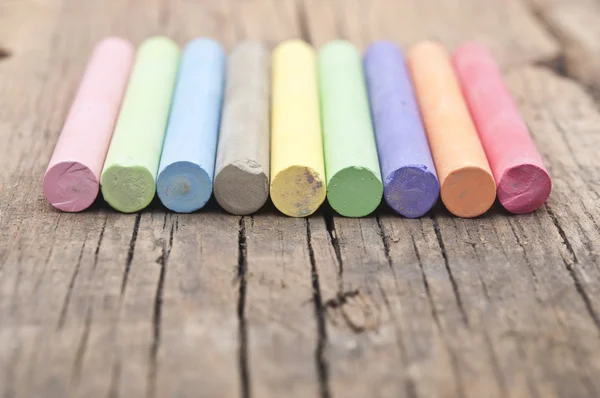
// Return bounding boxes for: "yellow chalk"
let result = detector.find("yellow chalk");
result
[270,40,326,217]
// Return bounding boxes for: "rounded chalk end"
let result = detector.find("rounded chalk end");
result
[384,166,440,218]
[97,36,135,55]
[441,166,496,218]
[157,162,212,213]
[43,161,99,212]
[498,164,552,214]
[408,40,448,60]
[365,40,400,59]
[320,39,355,52]
[140,36,179,54]
[185,37,225,57]
[271,166,326,218]
[101,165,155,213]
[327,167,383,218]
[214,161,269,216]
[274,40,315,59]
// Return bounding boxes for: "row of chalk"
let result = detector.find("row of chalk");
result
[43,36,552,218]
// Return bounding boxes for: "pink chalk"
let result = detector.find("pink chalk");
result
[453,43,552,214]
[43,37,135,212]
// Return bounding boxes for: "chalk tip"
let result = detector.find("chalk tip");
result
[365,40,400,56]
[408,40,448,59]
[274,39,314,57]
[233,40,267,52]
[319,39,357,56]
[498,164,552,214]
[157,161,212,213]
[43,161,99,212]
[96,36,135,53]
[452,42,495,69]
[327,167,383,218]
[214,160,269,216]
[384,166,440,218]
[100,165,155,213]
[454,41,490,56]
[441,166,497,218]
[140,36,179,52]
[271,166,326,218]
[185,37,224,54]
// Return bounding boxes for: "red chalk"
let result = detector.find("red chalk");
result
[453,43,552,214]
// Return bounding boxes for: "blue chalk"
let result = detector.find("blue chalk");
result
[157,38,226,213]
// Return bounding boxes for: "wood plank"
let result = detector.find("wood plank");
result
[303,2,600,397]
[244,213,326,397]
[525,0,600,93]
[233,3,327,396]
[2,0,600,397]
[0,0,243,396]
[302,0,559,68]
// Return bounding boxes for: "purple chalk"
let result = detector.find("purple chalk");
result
[364,41,440,218]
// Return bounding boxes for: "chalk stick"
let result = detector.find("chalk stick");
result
[364,41,440,218]
[214,41,270,215]
[43,37,134,212]
[100,37,180,213]
[156,39,226,213]
[270,40,326,217]
[453,43,551,214]
[318,41,383,218]
[407,41,496,218]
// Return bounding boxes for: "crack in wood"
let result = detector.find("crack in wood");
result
[546,204,600,332]
[306,219,331,398]
[376,282,419,398]
[237,216,251,398]
[71,307,93,384]
[120,213,141,297]
[411,234,467,398]
[108,360,121,398]
[92,215,108,273]
[508,219,539,283]
[0,47,11,61]
[296,0,312,43]
[323,289,359,309]
[323,209,343,288]
[482,325,509,398]
[159,0,170,29]
[57,237,87,330]
[429,216,470,328]
[148,219,175,398]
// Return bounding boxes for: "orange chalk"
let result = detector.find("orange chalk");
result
[407,41,496,218]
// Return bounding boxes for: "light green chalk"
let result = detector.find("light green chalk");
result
[101,37,180,213]
[318,40,383,217]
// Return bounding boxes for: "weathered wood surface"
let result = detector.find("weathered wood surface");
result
[1,0,600,397]
[526,0,600,94]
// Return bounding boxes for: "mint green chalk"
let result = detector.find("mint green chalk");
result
[318,41,383,217]
[101,37,180,213]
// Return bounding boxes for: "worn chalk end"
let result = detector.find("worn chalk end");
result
[157,161,212,213]
[384,166,440,218]
[140,36,179,53]
[327,167,383,218]
[43,161,99,212]
[97,36,135,56]
[100,165,155,213]
[271,166,326,218]
[441,166,496,218]
[498,164,551,214]
[214,160,269,216]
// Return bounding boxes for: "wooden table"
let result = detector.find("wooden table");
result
[1,0,599,397]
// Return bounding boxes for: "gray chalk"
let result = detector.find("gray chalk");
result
[214,41,271,215]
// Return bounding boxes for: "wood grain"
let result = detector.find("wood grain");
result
[302,0,559,67]
[1,0,600,397]
[525,0,600,94]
